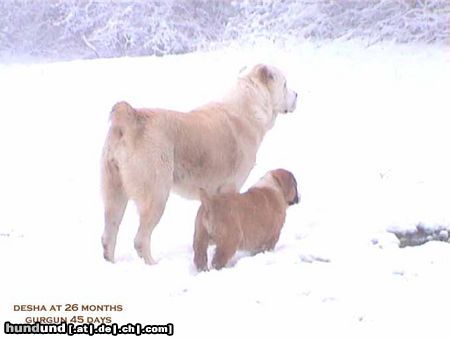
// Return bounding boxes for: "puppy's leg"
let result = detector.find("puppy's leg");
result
[212,244,238,270]
[211,225,242,270]
[193,206,209,271]
[265,235,281,251]
[134,190,169,265]
[101,160,128,263]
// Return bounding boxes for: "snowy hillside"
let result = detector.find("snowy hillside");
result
[1,40,450,337]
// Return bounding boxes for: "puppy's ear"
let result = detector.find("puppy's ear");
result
[290,173,300,205]
[271,169,299,205]
[255,64,274,84]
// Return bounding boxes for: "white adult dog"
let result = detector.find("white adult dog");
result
[101,64,298,264]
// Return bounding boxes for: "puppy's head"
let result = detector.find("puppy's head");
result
[245,64,298,115]
[271,169,300,206]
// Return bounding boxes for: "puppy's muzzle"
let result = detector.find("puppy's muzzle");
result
[287,91,298,113]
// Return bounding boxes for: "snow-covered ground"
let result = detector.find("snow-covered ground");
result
[1,41,450,337]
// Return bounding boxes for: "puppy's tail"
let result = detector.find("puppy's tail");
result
[198,188,215,236]
[109,101,143,136]
[198,188,211,210]
[199,188,217,222]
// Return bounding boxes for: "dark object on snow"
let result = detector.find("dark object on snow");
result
[389,223,450,248]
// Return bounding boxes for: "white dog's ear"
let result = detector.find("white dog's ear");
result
[256,64,274,84]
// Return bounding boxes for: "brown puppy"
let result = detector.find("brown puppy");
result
[101,64,298,264]
[193,169,299,271]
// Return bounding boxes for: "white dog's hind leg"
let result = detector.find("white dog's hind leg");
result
[101,162,128,263]
[102,193,127,262]
[134,188,170,265]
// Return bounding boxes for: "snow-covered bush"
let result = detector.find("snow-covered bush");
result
[0,0,448,62]
[0,0,234,60]
[228,0,450,45]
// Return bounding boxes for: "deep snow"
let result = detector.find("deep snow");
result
[1,41,450,337]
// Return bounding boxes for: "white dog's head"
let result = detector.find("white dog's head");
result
[241,64,298,128]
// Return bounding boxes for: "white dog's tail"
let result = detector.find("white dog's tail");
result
[109,101,143,136]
